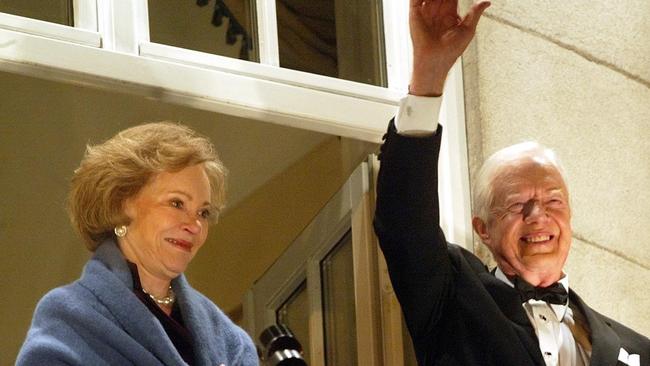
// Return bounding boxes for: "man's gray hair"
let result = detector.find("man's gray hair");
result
[472,141,568,222]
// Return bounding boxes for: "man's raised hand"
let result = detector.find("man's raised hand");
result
[409,0,490,96]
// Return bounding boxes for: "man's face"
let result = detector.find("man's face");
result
[473,159,572,285]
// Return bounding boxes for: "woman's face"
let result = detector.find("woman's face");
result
[119,163,213,282]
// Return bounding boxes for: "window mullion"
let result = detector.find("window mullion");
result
[439,60,473,249]
[381,0,411,93]
[73,0,98,31]
[255,0,279,66]
[98,0,149,53]
[306,258,326,366]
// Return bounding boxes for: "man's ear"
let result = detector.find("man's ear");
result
[472,217,491,245]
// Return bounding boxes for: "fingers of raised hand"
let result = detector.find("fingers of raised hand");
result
[414,0,464,29]
[461,1,491,30]
[415,0,457,16]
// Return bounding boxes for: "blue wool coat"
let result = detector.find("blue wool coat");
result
[17,240,258,366]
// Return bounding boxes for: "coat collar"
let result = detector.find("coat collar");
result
[482,269,531,327]
[87,239,239,366]
[478,271,545,365]
[569,292,622,366]
[81,239,188,365]
[173,274,230,366]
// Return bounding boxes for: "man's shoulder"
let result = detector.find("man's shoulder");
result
[573,292,650,358]
[594,309,650,351]
[446,243,490,274]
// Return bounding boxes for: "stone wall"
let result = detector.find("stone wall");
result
[461,0,650,336]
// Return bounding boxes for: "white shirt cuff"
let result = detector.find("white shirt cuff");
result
[395,94,442,136]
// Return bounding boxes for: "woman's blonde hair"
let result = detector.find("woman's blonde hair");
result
[68,122,227,251]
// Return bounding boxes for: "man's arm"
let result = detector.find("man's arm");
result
[374,122,449,341]
[374,0,489,341]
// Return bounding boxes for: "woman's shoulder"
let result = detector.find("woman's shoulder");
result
[34,281,90,316]
[31,277,123,335]
[17,282,108,365]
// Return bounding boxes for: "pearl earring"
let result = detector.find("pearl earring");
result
[114,225,128,237]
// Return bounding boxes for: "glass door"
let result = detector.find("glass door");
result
[244,161,382,366]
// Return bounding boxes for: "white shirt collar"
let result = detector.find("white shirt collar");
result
[494,267,570,321]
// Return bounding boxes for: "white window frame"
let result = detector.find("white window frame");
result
[244,162,383,365]
[73,0,98,31]
[255,0,279,66]
[97,0,149,53]
[0,1,472,242]
[0,1,99,46]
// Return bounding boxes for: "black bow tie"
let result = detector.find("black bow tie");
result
[513,277,568,305]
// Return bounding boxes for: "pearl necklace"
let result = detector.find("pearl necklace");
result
[142,286,176,306]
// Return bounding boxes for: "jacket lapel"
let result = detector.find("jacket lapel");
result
[481,272,530,326]
[479,271,545,365]
[570,292,622,366]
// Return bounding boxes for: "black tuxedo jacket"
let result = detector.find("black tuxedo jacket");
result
[373,121,650,366]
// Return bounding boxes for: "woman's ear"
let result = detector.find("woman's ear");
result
[472,217,491,245]
[122,197,137,220]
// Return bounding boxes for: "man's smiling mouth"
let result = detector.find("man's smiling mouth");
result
[522,235,552,243]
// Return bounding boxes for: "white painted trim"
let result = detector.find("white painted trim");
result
[438,59,473,249]
[139,41,402,104]
[382,0,410,92]
[96,0,114,50]
[305,243,328,366]
[105,0,149,53]
[0,29,396,142]
[132,0,150,44]
[0,12,100,47]
[242,290,257,342]
[350,163,383,366]
[73,0,98,31]
[255,0,279,66]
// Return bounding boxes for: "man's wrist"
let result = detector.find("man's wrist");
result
[409,58,453,96]
[409,74,446,96]
[408,84,443,97]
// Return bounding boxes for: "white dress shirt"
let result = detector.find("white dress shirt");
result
[494,268,590,366]
[395,94,592,366]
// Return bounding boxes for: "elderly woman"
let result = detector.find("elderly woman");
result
[17,122,258,365]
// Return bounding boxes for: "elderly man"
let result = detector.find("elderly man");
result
[373,1,650,365]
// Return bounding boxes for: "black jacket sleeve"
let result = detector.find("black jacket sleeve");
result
[373,120,454,341]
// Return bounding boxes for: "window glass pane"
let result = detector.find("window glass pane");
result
[276,0,385,86]
[276,281,311,364]
[148,0,258,61]
[0,0,73,26]
[321,230,357,365]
